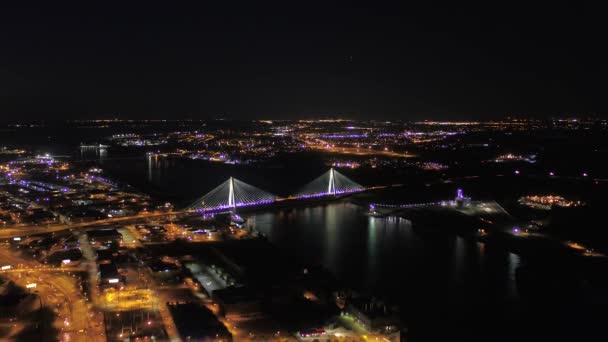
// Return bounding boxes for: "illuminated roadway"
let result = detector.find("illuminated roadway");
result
[0,185,400,239]
[0,265,86,273]
[0,211,186,239]
[0,246,106,341]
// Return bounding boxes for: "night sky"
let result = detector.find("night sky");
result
[0,2,606,120]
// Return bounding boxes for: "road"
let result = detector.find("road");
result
[0,210,184,239]
[0,185,401,240]
[77,231,182,341]
[0,246,106,341]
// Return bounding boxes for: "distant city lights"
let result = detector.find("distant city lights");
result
[519,195,585,210]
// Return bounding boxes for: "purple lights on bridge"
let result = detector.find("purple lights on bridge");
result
[294,189,365,199]
[194,199,276,213]
[188,168,366,212]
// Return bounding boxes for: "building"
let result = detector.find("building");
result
[87,228,123,248]
[147,259,181,283]
[168,303,232,341]
[212,286,263,320]
[346,297,400,333]
[455,188,471,207]
[98,263,123,288]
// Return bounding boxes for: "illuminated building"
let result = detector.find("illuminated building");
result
[518,195,585,210]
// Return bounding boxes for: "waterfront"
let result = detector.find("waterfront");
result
[101,155,608,340]
[250,203,520,338]
[101,156,521,339]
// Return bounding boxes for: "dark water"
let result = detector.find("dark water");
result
[250,203,517,298]
[249,203,523,340]
[248,202,606,341]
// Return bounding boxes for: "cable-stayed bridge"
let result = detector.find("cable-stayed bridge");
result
[187,168,369,212]
[0,169,391,239]
[186,177,277,211]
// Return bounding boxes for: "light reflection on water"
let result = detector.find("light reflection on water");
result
[80,146,107,164]
[508,252,521,299]
[249,202,519,312]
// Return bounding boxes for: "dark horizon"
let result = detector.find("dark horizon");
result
[1,2,607,120]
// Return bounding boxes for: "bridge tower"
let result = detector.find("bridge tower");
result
[228,177,236,209]
[328,168,336,195]
[295,167,365,198]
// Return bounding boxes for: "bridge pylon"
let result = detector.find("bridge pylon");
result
[228,177,236,209]
[187,177,276,211]
[328,168,336,195]
[296,168,365,199]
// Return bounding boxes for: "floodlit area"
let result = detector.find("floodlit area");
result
[98,288,157,311]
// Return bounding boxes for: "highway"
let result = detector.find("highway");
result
[0,210,185,239]
[0,266,86,273]
[0,185,400,240]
